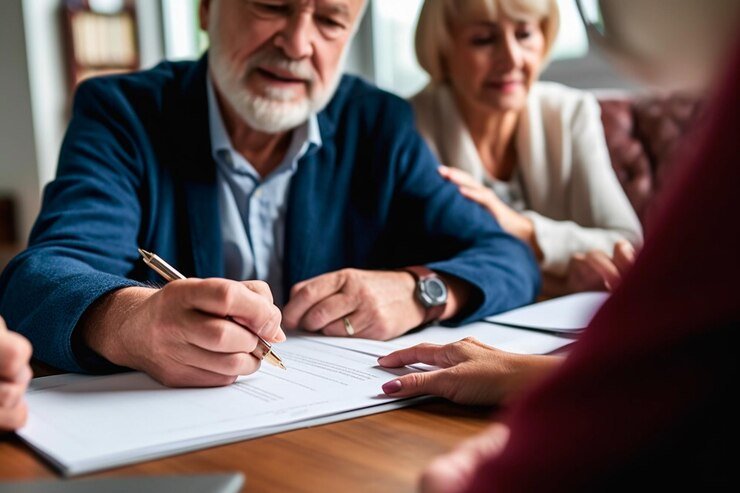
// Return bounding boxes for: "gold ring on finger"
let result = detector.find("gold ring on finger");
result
[343,317,355,336]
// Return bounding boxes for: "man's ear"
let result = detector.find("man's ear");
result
[199,0,211,31]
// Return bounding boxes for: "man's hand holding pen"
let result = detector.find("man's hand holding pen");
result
[79,279,285,388]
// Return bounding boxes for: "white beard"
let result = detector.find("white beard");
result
[210,46,347,134]
[234,87,314,134]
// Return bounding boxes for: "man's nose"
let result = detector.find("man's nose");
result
[274,12,315,60]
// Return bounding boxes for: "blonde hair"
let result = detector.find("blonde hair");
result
[415,0,560,82]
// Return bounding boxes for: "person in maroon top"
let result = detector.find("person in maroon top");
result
[379,0,740,491]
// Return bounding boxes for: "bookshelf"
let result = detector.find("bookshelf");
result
[61,0,139,91]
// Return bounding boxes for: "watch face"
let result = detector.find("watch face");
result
[419,277,448,307]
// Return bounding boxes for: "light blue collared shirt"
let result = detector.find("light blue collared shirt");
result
[207,78,322,305]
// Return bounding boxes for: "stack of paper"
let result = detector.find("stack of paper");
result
[485,291,608,334]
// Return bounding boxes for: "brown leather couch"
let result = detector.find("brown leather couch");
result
[598,94,703,223]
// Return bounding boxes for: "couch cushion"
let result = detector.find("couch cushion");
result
[599,94,702,223]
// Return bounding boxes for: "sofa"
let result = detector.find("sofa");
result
[598,93,703,223]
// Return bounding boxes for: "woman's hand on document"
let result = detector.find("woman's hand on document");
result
[0,316,32,431]
[80,279,284,388]
[378,338,562,406]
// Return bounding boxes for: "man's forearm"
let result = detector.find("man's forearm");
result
[78,286,153,369]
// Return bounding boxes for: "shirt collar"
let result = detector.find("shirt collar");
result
[206,76,322,167]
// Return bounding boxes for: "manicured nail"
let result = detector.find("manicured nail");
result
[382,379,402,394]
[377,356,387,364]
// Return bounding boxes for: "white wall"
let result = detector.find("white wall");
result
[22,0,68,202]
[542,50,640,91]
[344,8,375,82]
[0,0,41,244]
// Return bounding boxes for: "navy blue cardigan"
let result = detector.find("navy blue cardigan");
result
[0,57,539,372]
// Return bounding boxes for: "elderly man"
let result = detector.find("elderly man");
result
[0,0,538,388]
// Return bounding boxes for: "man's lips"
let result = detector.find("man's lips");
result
[256,67,308,84]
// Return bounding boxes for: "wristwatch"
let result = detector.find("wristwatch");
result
[401,266,448,325]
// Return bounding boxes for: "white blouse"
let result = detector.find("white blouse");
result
[411,81,643,275]
[485,170,527,212]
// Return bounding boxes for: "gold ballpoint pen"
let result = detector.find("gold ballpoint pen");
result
[138,248,286,370]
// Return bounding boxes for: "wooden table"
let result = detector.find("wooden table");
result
[0,398,495,492]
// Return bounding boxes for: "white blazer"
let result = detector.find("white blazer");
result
[410,81,643,275]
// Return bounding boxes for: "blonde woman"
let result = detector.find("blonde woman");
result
[410,0,642,294]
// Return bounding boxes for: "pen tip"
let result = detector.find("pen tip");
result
[279,363,287,370]
[138,248,151,258]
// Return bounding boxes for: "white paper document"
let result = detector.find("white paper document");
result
[485,291,609,333]
[20,312,575,476]
[313,320,573,358]
[20,337,418,476]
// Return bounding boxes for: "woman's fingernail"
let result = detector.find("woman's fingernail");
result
[377,356,387,364]
[382,380,402,394]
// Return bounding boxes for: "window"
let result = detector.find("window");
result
[370,0,428,98]
[550,0,589,60]
[161,0,207,60]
